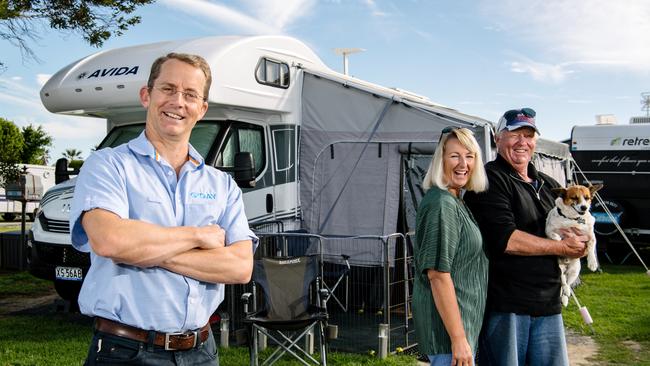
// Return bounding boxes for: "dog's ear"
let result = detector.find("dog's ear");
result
[551,187,566,198]
[589,184,603,195]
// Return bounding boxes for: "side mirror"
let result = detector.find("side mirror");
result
[233,152,256,188]
[55,158,80,184]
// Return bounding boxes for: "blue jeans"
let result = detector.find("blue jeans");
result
[478,312,569,366]
[429,353,475,366]
[84,329,219,365]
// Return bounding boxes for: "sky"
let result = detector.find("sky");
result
[2,0,650,162]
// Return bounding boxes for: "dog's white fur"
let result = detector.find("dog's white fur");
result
[545,184,603,306]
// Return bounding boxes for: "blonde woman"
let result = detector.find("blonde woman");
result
[413,127,488,366]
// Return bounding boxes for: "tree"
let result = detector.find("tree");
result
[62,148,83,161]
[0,117,24,185]
[0,0,154,69]
[21,124,52,165]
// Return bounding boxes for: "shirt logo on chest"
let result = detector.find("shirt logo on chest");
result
[189,192,217,200]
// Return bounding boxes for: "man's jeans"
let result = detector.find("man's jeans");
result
[84,328,219,366]
[478,312,569,366]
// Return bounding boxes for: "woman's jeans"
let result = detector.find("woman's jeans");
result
[428,353,475,366]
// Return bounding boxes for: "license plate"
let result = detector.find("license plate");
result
[55,266,83,281]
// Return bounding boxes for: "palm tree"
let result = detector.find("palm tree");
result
[62,148,83,161]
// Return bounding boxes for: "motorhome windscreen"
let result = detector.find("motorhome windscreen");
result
[96,122,222,158]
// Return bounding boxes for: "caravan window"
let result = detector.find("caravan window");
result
[99,124,146,149]
[255,58,290,88]
[98,122,222,159]
[217,123,265,176]
[272,128,294,171]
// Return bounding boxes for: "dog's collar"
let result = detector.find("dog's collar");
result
[556,206,586,224]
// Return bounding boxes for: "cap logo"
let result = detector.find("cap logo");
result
[509,113,535,126]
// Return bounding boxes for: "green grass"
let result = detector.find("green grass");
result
[0,315,418,365]
[220,347,417,365]
[0,225,22,233]
[563,264,650,365]
[3,265,648,365]
[0,272,417,365]
[0,270,53,297]
[0,314,92,366]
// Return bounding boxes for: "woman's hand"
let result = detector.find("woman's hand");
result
[450,336,473,366]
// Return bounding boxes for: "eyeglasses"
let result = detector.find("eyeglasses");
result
[152,85,205,103]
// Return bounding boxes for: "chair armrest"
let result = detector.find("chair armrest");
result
[319,288,330,309]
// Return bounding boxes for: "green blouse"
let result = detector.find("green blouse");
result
[412,186,488,355]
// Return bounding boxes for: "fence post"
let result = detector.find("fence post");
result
[258,332,267,351]
[304,328,314,354]
[220,316,230,348]
[378,323,389,359]
[382,236,390,324]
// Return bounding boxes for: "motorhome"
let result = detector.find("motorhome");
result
[29,35,498,301]
[30,36,575,333]
[570,121,650,252]
[0,164,55,221]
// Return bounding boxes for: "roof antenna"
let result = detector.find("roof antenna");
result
[641,92,650,117]
[333,48,365,75]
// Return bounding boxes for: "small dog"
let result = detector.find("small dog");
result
[545,184,603,306]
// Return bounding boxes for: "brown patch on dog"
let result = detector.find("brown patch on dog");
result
[552,184,603,205]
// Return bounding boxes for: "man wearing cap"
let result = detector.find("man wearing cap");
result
[464,108,588,366]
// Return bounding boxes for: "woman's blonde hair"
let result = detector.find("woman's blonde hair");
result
[422,127,488,193]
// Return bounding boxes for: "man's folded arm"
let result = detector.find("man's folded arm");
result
[82,208,225,267]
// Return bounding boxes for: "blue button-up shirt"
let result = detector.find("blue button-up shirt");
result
[70,131,257,332]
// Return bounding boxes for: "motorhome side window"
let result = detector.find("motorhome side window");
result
[218,123,265,176]
[255,58,290,88]
[272,128,294,171]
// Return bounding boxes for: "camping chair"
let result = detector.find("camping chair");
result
[321,254,351,312]
[242,255,329,366]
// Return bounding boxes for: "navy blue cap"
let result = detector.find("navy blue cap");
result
[496,107,539,134]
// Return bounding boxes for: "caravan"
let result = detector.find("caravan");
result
[0,164,55,222]
[570,122,650,257]
[29,35,495,302]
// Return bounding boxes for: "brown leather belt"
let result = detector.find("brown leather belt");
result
[94,317,210,351]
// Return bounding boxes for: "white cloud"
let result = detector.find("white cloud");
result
[159,0,278,34]
[0,77,39,97]
[0,91,43,109]
[11,76,22,81]
[362,0,389,17]
[0,76,105,159]
[36,74,51,87]
[411,28,433,40]
[244,0,317,31]
[159,0,316,34]
[484,0,650,74]
[509,58,573,84]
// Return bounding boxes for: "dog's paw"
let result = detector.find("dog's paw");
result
[587,256,598,271]
[561,295,569,307]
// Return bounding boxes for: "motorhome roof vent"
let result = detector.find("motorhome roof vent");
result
[629,116,650,124]
[595,114,617,125]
